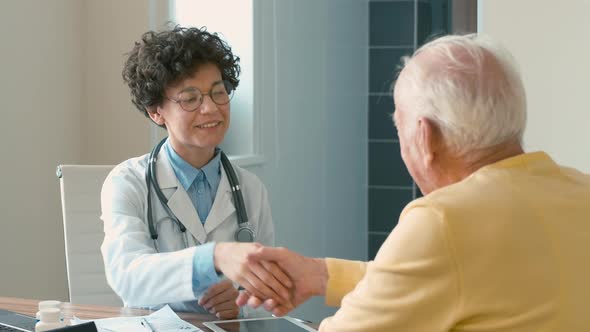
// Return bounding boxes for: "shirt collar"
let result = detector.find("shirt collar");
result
[163,140,221,191]
[201,150,222,189]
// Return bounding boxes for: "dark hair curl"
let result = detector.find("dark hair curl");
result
[122,25,240,118]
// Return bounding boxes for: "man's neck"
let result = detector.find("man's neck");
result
[440,141,525,186]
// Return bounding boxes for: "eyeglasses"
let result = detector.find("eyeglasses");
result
[166,80,234,112]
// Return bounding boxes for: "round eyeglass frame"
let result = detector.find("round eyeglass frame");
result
[165,80,235,112]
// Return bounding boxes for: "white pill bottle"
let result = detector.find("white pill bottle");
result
[36,300,63,322]
[35,308,66,332]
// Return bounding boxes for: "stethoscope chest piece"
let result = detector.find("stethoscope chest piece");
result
[235,223,255,242]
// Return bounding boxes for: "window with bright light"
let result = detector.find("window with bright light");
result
[173,0,254,157]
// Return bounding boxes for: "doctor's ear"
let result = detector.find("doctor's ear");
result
[147,106,166,126]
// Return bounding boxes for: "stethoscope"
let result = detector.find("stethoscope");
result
[145,137,254,251]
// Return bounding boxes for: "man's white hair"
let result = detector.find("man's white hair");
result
[397,34,527,155]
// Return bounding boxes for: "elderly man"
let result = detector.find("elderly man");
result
[228,34,590,331]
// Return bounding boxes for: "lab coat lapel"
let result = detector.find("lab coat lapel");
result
[154,149,177,190]
[155,149,208,244]
[167,188,207,244]
[203,168,236,234]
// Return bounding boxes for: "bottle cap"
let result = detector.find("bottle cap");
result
[38,300,61,310]
[39,308,60,322]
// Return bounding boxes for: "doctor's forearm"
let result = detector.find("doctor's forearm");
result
[105,247,199,306]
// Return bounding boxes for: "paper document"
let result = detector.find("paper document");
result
[71,305,203,332]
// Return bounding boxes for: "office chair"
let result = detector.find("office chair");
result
[56,165,122,306]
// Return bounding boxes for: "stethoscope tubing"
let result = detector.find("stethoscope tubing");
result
[145,137,253,250]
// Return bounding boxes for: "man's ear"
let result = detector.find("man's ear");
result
[416,117,440,168]
[147,106,165,126]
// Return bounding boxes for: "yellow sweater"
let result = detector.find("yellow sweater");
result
[320,152,590,332]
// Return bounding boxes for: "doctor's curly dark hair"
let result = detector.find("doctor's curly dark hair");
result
[122,25,240,118]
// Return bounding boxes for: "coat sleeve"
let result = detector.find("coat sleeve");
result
[100,165,200,308]
[318,204,460,332]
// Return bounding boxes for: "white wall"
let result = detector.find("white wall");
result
[0,0,83,300]
[479,0,590,172]
[250,0,369,321]
[0,0,166,301]
[81,0,156,164]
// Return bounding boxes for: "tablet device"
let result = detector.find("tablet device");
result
[203,316,317,332]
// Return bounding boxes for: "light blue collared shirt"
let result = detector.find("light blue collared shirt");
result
[163,141,222,297]
[164,142,221,222]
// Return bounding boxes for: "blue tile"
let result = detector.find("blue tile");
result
[370,48,413,93]
[417,0,451,46]
[369,95,397,139]
[370,1,415,46]
[414,182,424,198]
[369,142,413,186]
[369,187,413,232]
[369,233,389,260]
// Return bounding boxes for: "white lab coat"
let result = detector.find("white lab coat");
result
[100,149,274,312]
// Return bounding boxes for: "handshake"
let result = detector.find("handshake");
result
[213,242,328,316]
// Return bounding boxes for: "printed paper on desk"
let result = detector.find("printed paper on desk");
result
[71,305,202,332]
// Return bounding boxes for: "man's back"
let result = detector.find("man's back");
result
[320,152,590,331]
[424,151,590,330]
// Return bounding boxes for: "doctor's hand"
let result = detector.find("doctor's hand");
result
[214,242,294,306]
[235,247,329,317]
[199,280,240,319]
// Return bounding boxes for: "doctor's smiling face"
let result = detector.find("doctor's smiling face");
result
[122,26,240,168]
[148,63,230,166]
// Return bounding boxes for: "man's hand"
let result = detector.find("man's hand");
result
[198,280,239,319]
[214,242,293,306]
[235,247,329,316]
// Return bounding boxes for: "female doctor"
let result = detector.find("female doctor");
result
[100,26,289,319]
